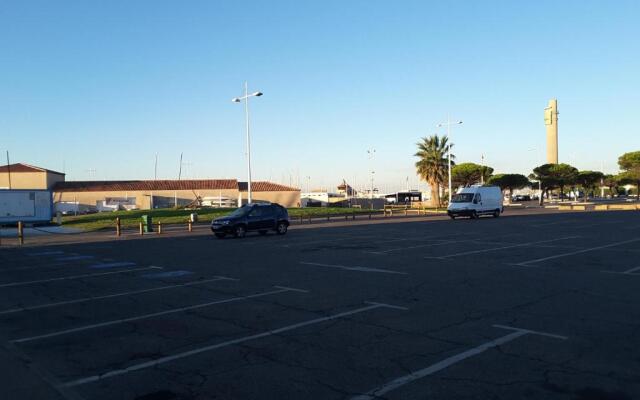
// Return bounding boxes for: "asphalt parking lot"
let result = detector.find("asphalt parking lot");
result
[1,210,640,400]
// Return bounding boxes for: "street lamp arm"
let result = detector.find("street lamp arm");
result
[231,92,263,102]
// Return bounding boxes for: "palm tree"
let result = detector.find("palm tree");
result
[415,135,454,207]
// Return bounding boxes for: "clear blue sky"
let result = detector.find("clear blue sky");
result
[1,1,638,192]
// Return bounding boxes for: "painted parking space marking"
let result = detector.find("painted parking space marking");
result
[55,255,94,261]
[531,219,581,227]
[281,234,381,248]
[427,236,579,259]
[142,270,193,279]
[12,286,307,344]
[88,262,137,269]
[366,240,461,255]
[300,261,408,275]
[601,265,640,275]
[0,266,162,288]
[61,301,406,388]
[0,276,236,315]
[27,250,66,256]
[513,238,640,267]
[0,260,128,273]
[351,324,566,400]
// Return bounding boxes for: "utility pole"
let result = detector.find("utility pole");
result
[178,152,183,180]
[232,82,263,204]
[437,116,463,203]
[6,151,12,189]
[367,148,376,201]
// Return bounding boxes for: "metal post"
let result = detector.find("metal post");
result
[116,217,121,237]
[6,151,12,189]
[447,115,452,204]
[139,222,144,236]
[18,221,24,245]
[157,222,162,234]
[244,82,253,204]
[188,221,193,232]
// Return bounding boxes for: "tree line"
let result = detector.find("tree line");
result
[415,134,640,206]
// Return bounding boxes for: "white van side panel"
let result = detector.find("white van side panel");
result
[477,187,503,213]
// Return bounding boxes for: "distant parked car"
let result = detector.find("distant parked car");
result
[512,195,531,202]
[211,203,289,238]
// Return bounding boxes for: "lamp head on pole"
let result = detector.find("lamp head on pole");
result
[252,92,263,97]
[231,98,241,103]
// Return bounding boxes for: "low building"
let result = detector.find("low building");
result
[238,182,301,207]
[52,179,240,210]
[1,162,300,211]
[0,163,65,190]
[54,180,301,210]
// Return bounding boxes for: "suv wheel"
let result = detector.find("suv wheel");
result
[276,222,288,235]
[234,225,246,238]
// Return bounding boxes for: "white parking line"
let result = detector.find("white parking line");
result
[27,250,65,256]
[300,262,408,275]
[61,301,405,388]
[427,236,579,259]
[513,238,640,267]
[0,276,236,315]
[366,240,461,255]
[55,255,94,261]
[351,324,566,400]
[12,286,306,344]
[281,235,380,248]
[600,266,640,275]
[531,219,580,227]
[0,266,162,288]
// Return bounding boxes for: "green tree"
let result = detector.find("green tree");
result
[488,174,530,202]
[451,162,493,188]
[602,174,619,197]
[576,171,604,202]
[618,151,640,200]
[479,165,494,184]
[530,163,579,204]
[415,135,454,207]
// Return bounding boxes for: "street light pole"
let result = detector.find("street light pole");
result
[232,82,263,204]
[437,116,462,203]
[367,149,376,201]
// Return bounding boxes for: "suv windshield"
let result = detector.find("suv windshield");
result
[451,193,474,203]
[227,205,252,218]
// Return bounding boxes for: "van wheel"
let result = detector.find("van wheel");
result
[234,225,246,238]
[449,215,456,220]
[471,211,478,219]
[493,210,500,218]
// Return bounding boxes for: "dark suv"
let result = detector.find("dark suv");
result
[211,203,289,238]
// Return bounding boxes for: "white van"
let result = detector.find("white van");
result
[447,185,503,219]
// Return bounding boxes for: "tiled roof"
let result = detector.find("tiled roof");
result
[53,179,238,192]
[238,181,300,192]
[0,163,65,175]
